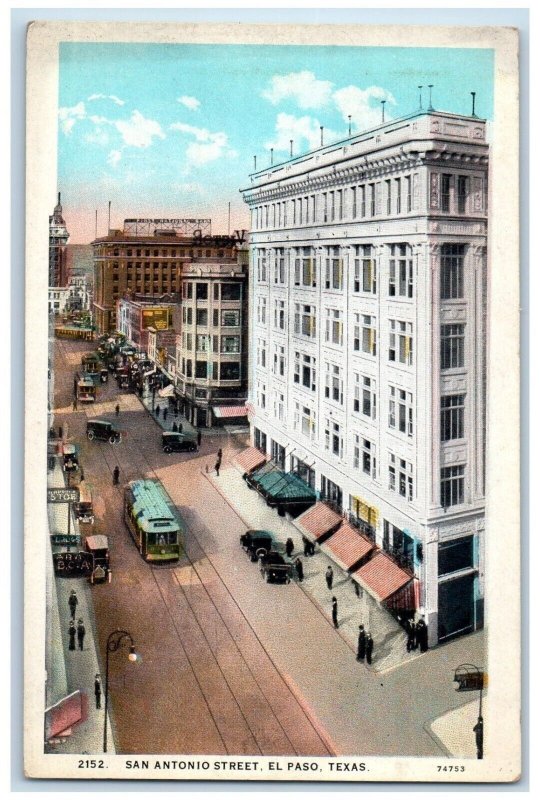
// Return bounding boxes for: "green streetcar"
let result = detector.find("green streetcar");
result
[123,478,183,562]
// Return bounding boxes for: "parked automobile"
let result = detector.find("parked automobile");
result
[62,443,79,472]
[84,535,111,584]
[86,419,122,443]
[259,552,293,584]
[240,529,276,562]
[162,431,198,453]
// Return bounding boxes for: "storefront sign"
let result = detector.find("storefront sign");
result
[50,533,81,547]
[53,551,94,577]
[47,487,80,504]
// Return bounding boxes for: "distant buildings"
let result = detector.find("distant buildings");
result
[49,193,69,287]
[48,275,91,316]
[241,108,488,646]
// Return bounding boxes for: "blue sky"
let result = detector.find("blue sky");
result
[58,42,494,242]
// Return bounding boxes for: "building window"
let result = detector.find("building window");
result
[353,374,377,419]
[389,386,414,436]
[369,183,375,216]
[294,304,317,338]
[351,186,357,218]
[324,419,343,458]
[294,352,317,391]
[441,174,451,212]
[195,360,208,379]
[324,247,342,290]
[438,535,474,575]
[354,244,376,294]
[257,380,267,409]
[196,282,208,300]
[221,283,241,301]
[324,363,344,405]
[353,435,376,478]
[360,185,366,218]
[222,309,240,327]
[257,250,267,282]
[441,465,465,507]
[294,247,316,287]
[441,395,465,441]
[274,299,285,330]
[325,309,343,346]
[257,338,266,368]
[196,334,209,352]
[294,403,316,439]
[356,314,376,356]
[441,324,465,369]
[405,176,412,212]
[389,320,413,365]
[221,362,240,381]
[457,175,469,214]
[256,297,267,325]
[440,244,465,299]
[274,248,286,284]
[395,178,402,214]
[196,309,208,326]
[221,336,240,354]
[386,180,392,214]
[389,244,413,298]
[273,344,285,377]
[274,390,285,422]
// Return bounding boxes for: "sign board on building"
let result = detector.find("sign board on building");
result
[141,308,171,331]
[52,551,94,577]
[47,487,80,504]
[50,533,81,547]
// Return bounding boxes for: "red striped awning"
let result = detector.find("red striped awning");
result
[213,405,248,418]
[322,522,375,571]
[234,446,267,473]
[295,502,342,542]
[352,551,412,602]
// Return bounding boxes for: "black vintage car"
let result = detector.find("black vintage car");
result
[162,431,198,453]
[87,420,122,443]
[240,529,276,562]
[259,552,293,584]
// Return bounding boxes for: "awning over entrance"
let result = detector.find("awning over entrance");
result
[213,405,248,418]
[256,470,317,508]
[321,522,375,571]
[352,551,412,602]
[234,446,267,474]
[295,501,342,542]
[158,384,175,398]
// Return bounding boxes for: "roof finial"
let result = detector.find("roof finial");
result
[381,100,386,123]
[471,91,477,117]
[418,85,423,110]
[427,84,434,111]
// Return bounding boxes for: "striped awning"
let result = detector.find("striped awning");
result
[234,446,267,474]
[213,405,248,419]
[352,551,412,602]
[321,522,375,571]
[295,501,342,542]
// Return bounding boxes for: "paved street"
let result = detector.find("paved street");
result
[51,338,486,757]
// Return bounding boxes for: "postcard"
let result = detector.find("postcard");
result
[24,19,520,782]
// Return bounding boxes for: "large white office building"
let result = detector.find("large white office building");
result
[241,109,489,646]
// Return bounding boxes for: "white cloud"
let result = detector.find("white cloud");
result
[266,112,341,154]
[262,71,334,109]
[88,93,125,106]
[171,182,204,194]
[58,102,86,134]
[333,85,396,130]
[170,122,236,165]
[177,95,200,111]
[107,149,123,168]
[114,110,165,148]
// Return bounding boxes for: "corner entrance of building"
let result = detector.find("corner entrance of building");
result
[438,573,475,643]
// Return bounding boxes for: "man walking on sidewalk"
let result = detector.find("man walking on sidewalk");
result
[68,620,76,651]
[115,403,120,417]
[331,597,339,629]
[72,397,78,411]
[215,459,221,477]
[295,557,304,582]
[325,565,334,590]
[113,466,120,486]
[286,538,294,558]
[366,632,374,665]
[357,624,366,662]
[163,407,168,422]
[77,619,86,651]
[197,429,202,448]
[68,589,78,620]
[94,675,102,709]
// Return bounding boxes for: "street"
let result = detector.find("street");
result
[52,338,485,757]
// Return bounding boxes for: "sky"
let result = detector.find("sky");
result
[57,42,494,243]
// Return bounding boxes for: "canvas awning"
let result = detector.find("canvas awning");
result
[321,522,375,571]
[352,551,413,602]
[213,405,248,419]
[158,384,175,398]
[294,501,342,542]
[234,446,268,474]
[256,470,316,507]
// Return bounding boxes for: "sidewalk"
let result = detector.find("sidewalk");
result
[427,699,486,758]
[46,458,115,754]
[205,464,422,674]
[139,387,199,438]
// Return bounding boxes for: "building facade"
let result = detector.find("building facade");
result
[49,192,70,287]
[174,249,249,428]
[116,297,176,352]
[241,110,488,646]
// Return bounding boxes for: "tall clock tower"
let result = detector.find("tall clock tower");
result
[49,192,70,287]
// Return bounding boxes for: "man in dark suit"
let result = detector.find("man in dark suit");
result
[331,597,339,629]
[357,625,366,661]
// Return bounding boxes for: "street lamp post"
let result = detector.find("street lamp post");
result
[452,663,485,759]
[103,629,139,753]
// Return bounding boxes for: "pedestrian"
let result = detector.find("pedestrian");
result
[94,675,102,709]
[366,633,374,665]
[356,624,366,661]
[406,618,415,652]
[473,716,484,760]
[115,403,120,417]
[215,460,220,477]
[302,535,310,557]
[68,620,76,651]
[416,615,428,652]
[163,407,168,422]
[331,597,339,629]
[217,448,223,460]
[308,540,315,556]
[172,422,178,432]
[68,589,78,620]
[295,557,304,582]
[155,405,161,418]
[197,429,201,447]
[325,565,334,590]
[73,397,78,411]
[79,469,85,482]
[58,425,63,440]
[179,423,184,434]
[285,537,294,559]
[113,465,120,486]
[353,580,360,598]
[77,619,86,651]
